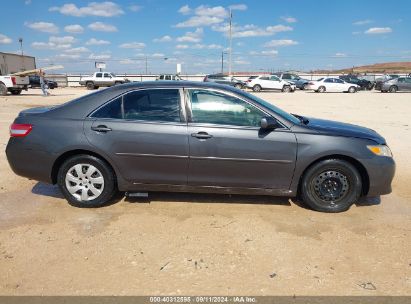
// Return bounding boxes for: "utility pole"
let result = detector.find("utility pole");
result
[221,51,224,74]
[18,38,25,71]
[228,8,233,76]
[145,56,148,74]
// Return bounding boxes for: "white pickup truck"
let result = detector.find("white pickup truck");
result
[79,72,129,90]
[0,75,29,95]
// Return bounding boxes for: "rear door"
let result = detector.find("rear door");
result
[324,78,336,92]
[404,78,411,91]
[84,88,189,185]
[333,78,347,92]
[186,88,297,190]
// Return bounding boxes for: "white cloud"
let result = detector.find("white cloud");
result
[177,28,203,43]
[86,38,111,45]
[31,36,76,50]
[152,53,165,58]
[178,5,191,15]
[0,34,12,44]
[250,50,278,56]
[281,16,297,23]
[88,22,117,32]
[153,35,172,42]
[25,0,31,4]
[333,52,347,58]
[234,59,250,65]
[228,4,247,11]
[365,27,392,34]
[64,47,90,54]
[353,19,372,26]
[176,44,189,49]
[64,24,84,34]
[49,2,124,17]
[213,23,292,38]
[129,5,142,12]
[55,54,81,60]
[264,39,298,47]
[119,42,146,49]
[89,52,111,60]
[175,5,228,27]
[25,21,59,33]
[192,43,222,49]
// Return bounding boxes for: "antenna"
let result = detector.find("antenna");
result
[228,8,233,76]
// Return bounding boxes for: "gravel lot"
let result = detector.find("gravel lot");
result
[0,87,410,295]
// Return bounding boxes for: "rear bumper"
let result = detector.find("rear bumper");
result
[6,138,55,184]
[362,156,395,196]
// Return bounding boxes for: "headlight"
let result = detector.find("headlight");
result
[367,145,393,157]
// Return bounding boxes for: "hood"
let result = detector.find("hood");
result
[305,117,386,144]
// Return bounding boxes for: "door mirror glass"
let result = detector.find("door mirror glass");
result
[260,117,278,129]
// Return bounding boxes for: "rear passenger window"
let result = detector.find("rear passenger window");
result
[92,96,122,119]
[96,73,102,78]
[123,89,181,122]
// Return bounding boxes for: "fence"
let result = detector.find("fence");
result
[46,73,410,88]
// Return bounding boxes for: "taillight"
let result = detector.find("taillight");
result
[10,123,33,137]
[203,77,208,81]
[11,77,16,85]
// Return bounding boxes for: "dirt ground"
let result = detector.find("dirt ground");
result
[0,87,410,296]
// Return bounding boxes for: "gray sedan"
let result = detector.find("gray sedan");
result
[6,82,395,212]
[381,77,411,92]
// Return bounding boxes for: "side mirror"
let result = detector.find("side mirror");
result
[260,117,278,129]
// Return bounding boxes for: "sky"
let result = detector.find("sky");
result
[0,0,410,74]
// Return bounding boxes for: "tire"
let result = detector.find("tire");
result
[318,86,326,93]
[234,83,243,89]
[348,86,357,93]
[252,85,262,92]
[114,81,122,86]
[10,89,22,95]
[300,159,362,213]
[389,86,397,93]
[86,82,95,90]
[301,83,308,90]
[57,154,118,208]
[282,85,291,93]
[0,83,7,96]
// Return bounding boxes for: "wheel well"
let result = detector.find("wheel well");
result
[51,149,116,184]
[298,154,370,196]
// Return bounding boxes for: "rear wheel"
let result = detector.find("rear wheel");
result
[348,86,357,93]
[389,86,398,93]
[252,84,262,92]
[57,155,118,208]
[86,82,95,90]
[300,159,362,213]
[10,89,22,95]
[0,83,7,96]
[318,86,326,93]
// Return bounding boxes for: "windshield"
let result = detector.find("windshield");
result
[239,90,301,125]
[317,78,324,81]
[110,73,116,77]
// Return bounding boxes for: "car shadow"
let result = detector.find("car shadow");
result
[32,182,64,199]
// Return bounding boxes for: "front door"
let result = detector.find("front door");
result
[186,89,297,190]
[84,88,189,185]
[269,75,283,90]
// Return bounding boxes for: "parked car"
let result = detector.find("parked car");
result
[339,75,373,90]
[156,74,182,81]
[29,75,58,89]
[79,72,129,90]
[203,74,245,89]
[0,75,29,95]
[6,81,395,212]
[306,77,360,93]
[273,72,310,90]
[374,74,400,91]
[246,75,296,92]
[381,77,411,93]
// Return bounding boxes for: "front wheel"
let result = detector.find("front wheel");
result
[57,155,118,208]
[389,86,398,93]
[300,159,362,213]
[282,85,291,93]
[234,83,243,89]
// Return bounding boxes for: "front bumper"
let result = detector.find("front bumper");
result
[362,155,395,196]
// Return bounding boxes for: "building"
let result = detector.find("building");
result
[0,52,36,75]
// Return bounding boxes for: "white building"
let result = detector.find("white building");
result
[0,52,36,75]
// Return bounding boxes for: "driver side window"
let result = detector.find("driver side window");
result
[189,90,266,127]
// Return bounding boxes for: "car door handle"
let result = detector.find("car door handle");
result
[91,125,112,133]
[191,132,213,139]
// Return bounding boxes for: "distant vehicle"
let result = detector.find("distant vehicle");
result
[6,81,395,212]
[203,74,245,89]
[246,75,296,92]
[381,77,411,93]
[29,75,58,89]
[0,75,29,96]
[273,72,310,90]
[79,72,129,90]
[374,74,400,91]
[339,75,374,90]
[306,77,359,93]
[156,74,182,81]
